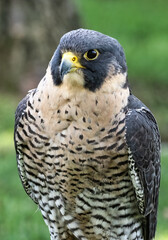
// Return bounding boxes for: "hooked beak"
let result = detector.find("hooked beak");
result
[60,52,85,79]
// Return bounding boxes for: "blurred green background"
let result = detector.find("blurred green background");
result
[0,0,168,239]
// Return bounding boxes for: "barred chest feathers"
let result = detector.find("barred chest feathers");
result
[15,28,161,240]
[15,69,144,239]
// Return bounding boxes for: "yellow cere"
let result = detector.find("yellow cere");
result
[62,52,85,69]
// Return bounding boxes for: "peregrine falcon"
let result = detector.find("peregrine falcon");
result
[14,29,161,240]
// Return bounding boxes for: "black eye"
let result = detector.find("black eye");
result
[84,49,99,61]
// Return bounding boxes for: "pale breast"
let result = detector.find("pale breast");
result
[16,82,143,239]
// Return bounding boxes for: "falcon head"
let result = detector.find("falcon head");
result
[50,28,128,92]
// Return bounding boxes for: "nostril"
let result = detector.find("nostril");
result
[72,56,77,62]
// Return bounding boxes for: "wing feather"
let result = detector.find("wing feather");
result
[14,89,38,203]
[126,94,161,240]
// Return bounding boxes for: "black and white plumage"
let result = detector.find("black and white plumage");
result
[14,29,161,240]
[126,95,160,240]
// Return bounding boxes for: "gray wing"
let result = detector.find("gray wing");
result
[125,94,161,240]
[14,90,38,203]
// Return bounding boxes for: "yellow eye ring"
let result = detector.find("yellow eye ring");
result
[84,49,99,61]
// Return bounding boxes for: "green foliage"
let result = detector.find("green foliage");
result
[156,144,168,240]
[0,94,17,134]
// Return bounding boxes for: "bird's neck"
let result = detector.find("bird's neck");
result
[32,69,129,130]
